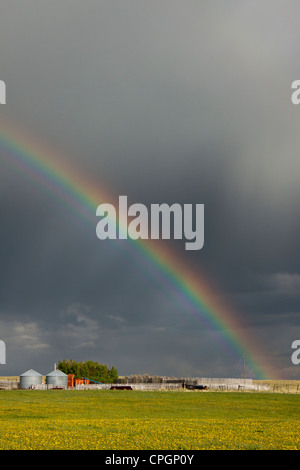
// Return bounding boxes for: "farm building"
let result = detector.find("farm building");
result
[19,369,43,389]
[46,369,68,389]
[67,374,90,388]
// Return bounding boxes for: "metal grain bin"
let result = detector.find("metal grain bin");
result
[46,369,68,388]
[19,369,43,389]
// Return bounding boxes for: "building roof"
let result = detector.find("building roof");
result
[46,369,67,377]
[20,369,42,377]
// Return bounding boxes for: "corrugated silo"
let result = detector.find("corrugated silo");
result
[19,369,43,389]
[46,369,68,388]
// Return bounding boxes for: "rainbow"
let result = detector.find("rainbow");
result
[0,115,277,379]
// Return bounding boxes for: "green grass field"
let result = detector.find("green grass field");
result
[0,389,299,450]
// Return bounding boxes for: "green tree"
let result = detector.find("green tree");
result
[57,359,118,383]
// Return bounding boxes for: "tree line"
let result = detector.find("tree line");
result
[57,359,118,384]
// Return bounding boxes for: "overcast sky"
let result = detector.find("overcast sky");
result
[0,1,300,379]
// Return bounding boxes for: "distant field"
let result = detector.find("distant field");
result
[0,390,299,450]
[0,377,19,381]
[254,380,300,393]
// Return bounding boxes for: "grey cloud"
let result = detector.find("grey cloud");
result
[0,1,299,379]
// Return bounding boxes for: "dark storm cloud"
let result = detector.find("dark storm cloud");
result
[0,1,299,378]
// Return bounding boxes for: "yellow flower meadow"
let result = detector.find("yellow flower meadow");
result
[0,390,299,450]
